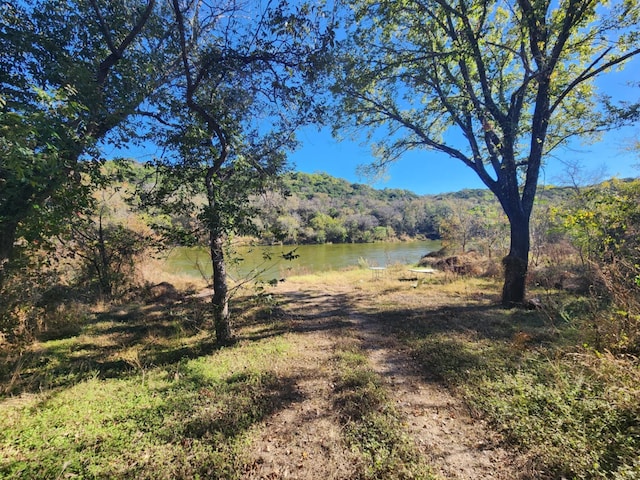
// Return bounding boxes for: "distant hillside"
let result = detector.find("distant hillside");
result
[255,171,614,245]
[283,172,419,202]
[255,171,496,244]
[108,161,625,246]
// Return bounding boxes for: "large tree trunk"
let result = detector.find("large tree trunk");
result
[205,165,232,344]
[501,213,530,306]
[210,231,232,344]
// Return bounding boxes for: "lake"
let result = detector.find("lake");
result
[165,240,441,281]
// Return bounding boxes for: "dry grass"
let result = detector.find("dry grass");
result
[285,264,500,307]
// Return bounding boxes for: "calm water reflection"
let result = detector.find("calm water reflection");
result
[166,240,441,280]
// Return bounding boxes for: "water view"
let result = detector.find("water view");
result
[165,240,441,280]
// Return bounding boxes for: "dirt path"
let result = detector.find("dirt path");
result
[245,284,529,480]
[243,290,359,479]
[347,308,523,479]
[243,320,356,479]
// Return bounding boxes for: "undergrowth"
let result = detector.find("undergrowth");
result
[468,353,640,479]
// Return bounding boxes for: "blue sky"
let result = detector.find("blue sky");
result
[288,123,639,195]
[110,57,639,196]
[288,57,640,195]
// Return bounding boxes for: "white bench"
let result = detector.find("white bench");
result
[369,266,387,278]
[407,268,436,286]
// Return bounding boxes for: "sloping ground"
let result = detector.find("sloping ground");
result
[244,282,530,479]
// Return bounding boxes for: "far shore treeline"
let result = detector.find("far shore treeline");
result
[115,159,580,248]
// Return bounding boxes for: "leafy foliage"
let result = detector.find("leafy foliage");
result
[555,179,640,353]
[129,0,335,343]
[0,88,90,278]
[331,0,640,304]
[257,171,447,243]
[0,0,173,292]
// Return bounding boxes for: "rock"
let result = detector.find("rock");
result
[147,282,181,303]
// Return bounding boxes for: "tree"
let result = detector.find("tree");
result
[0,0,170,289]
[0,88,83,287]
[475,203,509,260]
[310,212,347,243]
[439,199,482,253]
[332,0,640,305]
[138,0,333,343]
[64,172,153,298]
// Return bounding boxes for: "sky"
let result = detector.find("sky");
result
[110,56,640,197]
[288,123,639,196]
[287,58,640,196]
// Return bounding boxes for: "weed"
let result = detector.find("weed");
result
[358,257,371,269]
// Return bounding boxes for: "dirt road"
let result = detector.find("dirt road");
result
[244,283,529,479]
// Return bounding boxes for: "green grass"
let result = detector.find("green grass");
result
[4,269,639,479]
[468,356,640,479]
[0,296,296,480]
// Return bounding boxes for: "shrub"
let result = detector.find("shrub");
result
[557,179,640,353]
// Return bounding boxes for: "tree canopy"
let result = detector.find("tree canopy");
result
[131,0,334,343]
[0,0,171,286]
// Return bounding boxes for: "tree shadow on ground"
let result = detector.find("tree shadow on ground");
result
[273,290,359,333]
[364,290,574,387]
[274,286,567,387]
[0,362,306,480]
[0,293,297,399]
[364,283,565,342]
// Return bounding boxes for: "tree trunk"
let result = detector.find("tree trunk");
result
[0,220,18,292]
[97,216,113,297]
[210,232,232,344]
[501,214,530,306]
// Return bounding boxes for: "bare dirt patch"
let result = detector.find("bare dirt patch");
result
[243,293,358,479]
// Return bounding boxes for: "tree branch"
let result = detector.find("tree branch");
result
[96,0,156,87]
[551,46,640,114]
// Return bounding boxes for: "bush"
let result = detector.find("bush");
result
[0,247,71,343]
[557,179,640,353]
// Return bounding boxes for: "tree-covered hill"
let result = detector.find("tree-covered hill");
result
[107,160,637,251]
[254,171,444,243]
[120,161,631,248]
[282,172,419,202]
